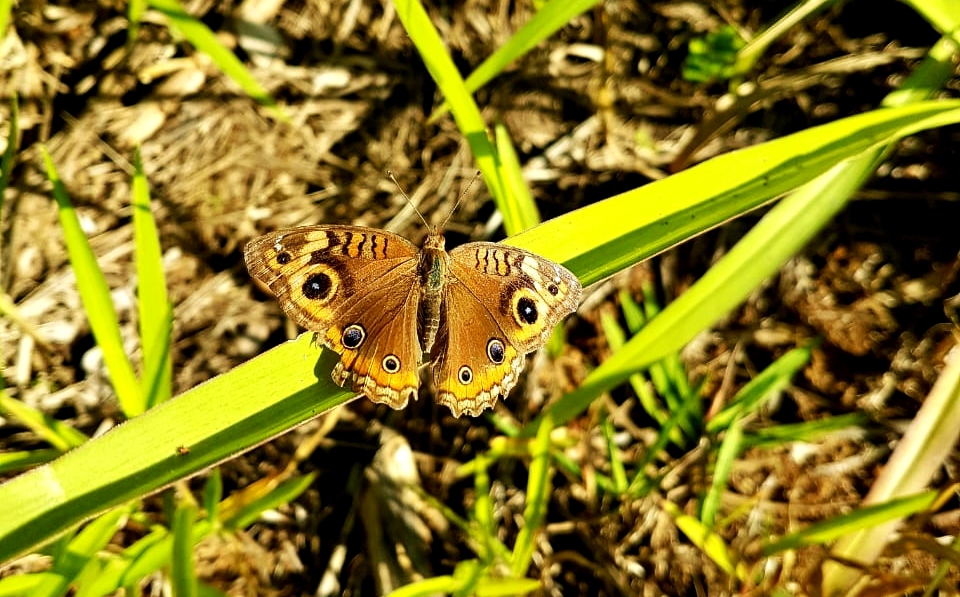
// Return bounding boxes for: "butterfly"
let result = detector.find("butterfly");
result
[244,220,581,417]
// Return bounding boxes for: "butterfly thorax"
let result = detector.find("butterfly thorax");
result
[417,232,450,355]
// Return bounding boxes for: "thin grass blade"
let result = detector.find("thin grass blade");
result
[42,148,143,415]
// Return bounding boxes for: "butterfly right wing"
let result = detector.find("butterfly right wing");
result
[430,242,582,417]
[244,225,424,408]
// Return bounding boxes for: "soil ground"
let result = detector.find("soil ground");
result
[2,1,959,595]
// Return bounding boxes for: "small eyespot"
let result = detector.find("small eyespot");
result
[382,354,400,373]
[487,339,505,364]
[458,366,473,385]
[277,251,292,265]
[303,272,333,300]
[547,283,559,296]
[516,296,538,324]
[342,324,366,349]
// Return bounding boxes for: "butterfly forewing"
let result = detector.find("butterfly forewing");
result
[244,225,420,331]
[244,225,424,408]
[447,242,582,352]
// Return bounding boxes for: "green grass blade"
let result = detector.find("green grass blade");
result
[127,0,146,48]
[629,286,699,438]
[146,0,286,121]
[701,419,743,529]
[898,0,960,37]
[734,0,836,77]
[602,415,628,494]
[117,529,173,588]
[80,528,166,596]
[543,100,960,284]
[202,468,223,522]
[0,93,17,213]
[35,505,132,597]
[42,147,143,415]
[882,34,960,108]
[433,0,600,119]
[494,121,541,234]
[616,290,675,430]
[765,491,939,555]
[391,0,506,211]
[0,390,89,452]
[224,473,315,529]
[0,334,346,562]
[707,345,812,432]
[471,453,495,563]
[510,413,552,576]
[600,306,674,433]
[0,0,11,42]
[132,147,173,409]
[742,413,870,448]
[0,573,56,596]
[626,385,704,498]
[171,503,199,597]
[0,448,62,474]
[662,499,747,580]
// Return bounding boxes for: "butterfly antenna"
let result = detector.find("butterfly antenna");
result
[439,170,482,230]
[387,170,431,230]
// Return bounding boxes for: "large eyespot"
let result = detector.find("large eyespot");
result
[382,354,401,373]
[342,324,366,349]
[487,339,505,364]
[516,296,538,325]
[303,272,333,300]
[458,366,473,385]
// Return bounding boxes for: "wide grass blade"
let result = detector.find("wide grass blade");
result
[523,100,960,435]
[0,335,346,562]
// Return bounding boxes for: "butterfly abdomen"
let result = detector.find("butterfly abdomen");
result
[418,233,450,354]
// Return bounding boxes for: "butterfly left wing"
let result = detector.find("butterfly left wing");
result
[431,242,582,417]
[244,225,424,409]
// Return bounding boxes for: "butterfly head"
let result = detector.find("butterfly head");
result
[422,231,446,252]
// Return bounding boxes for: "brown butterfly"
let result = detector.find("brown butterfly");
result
[244,219,581,417]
